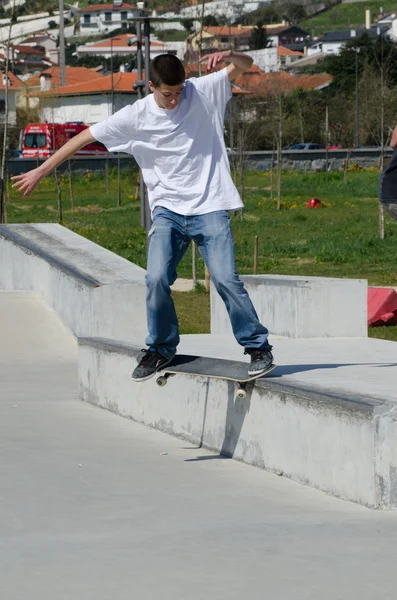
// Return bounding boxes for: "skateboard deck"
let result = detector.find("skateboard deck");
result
[156,354,276,398]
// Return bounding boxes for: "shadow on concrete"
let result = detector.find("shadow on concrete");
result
[271,362,397,376]
[185,380,252,463]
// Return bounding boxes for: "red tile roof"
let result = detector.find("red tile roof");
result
[24,66,97,88]
[234,67,333,94]
[32,72,139,96]
[0,71,25,90]
[198,25,254,40]
[79,3,136,12]
[277,46,304,56]
[11,44,45,54]
[82,33,164,49]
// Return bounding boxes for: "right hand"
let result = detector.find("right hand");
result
[11,167,45,197]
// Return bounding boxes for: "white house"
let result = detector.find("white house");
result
[308,30,358,57]
[308,24,390,57]
[75,32,185,60]
[79,1,146,36]
[31,72,138,124]
[246,47,278,73]
[0,72,25,125]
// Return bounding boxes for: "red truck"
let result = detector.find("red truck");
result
[22,122,108,158]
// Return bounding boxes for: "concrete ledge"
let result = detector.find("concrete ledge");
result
[0,224,147,340]
[78,337,397,509]
[211,274,368,338]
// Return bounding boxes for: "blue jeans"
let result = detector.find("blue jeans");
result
[145,207,269,359]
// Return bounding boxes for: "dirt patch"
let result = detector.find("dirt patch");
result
[73,205,104,214]
[243,213,260,222]
[278,257,315,265]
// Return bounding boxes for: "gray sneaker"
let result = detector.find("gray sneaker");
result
[132,348,172,382]
[245,346,274,376]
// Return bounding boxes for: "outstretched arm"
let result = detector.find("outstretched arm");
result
[200,50,253,81]
[12,127,96,197]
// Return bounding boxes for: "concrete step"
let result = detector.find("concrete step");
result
[78,334,397,509]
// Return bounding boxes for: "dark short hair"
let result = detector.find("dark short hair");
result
[149,54,185,87]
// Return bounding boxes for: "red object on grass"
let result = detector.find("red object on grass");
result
[368,287,397,327]
[306,197,323,208]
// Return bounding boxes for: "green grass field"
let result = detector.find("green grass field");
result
[301,0,395,36]
[7,167,397,340]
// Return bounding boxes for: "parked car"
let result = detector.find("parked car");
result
[8,149,23,159]
[286,143,325,150]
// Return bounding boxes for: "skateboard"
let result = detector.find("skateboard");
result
[156,354,277,399]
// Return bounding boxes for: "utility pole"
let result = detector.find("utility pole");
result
[355,49,359,149]
[130,16,151,249]
[59,0,66,86]
[0,1,15,224]
[111,38,114,114]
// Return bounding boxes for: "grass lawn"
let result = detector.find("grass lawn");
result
[156,29,189,42]
[300,0,396,36]
[6,168,397,340]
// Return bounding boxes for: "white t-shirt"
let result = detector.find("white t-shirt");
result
[90,68,243,216]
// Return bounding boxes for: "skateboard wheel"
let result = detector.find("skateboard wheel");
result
[236,389,247,399]
[156,376,167,387]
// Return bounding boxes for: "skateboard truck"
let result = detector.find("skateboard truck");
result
[156,372,248,398]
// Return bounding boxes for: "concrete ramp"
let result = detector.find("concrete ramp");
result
[0,224,147,340]
[0,291,78,402]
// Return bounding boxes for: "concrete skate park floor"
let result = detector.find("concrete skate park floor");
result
[3,291,397,599]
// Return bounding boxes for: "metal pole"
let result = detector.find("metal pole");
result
[144,18,150,95]
[59,0,66,86]
[111,40,114,114]
[143,18,152,237]
[325,104,329,172]
[355,51,359,149]
[136,22,143,97]
[135,21,146,231]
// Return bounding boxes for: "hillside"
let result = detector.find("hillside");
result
[300,0,396,37]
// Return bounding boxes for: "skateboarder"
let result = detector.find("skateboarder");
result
[12,51,273,381]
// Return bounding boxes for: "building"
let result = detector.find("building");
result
[0,72,25,125]
[22,66,98,109]
[266,25,310,49]
[188,26,254,53]
[187,23,310,58]
[17,32,59,65]
[284,51,327,73]
[277,46,304,69]
[75,33,184,61]
[246,47,278,73]
[0,44,53,78]
[30,72,138,124]
[79,1,146,36]
[308,25,389,57]
[233,67,333,96]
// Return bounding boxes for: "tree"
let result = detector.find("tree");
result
[248,21,271,50]
[203,14,218,27]
[182,18,194,33]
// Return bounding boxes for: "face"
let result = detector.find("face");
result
[149,81,185,110]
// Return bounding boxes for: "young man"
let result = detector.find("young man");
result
[12,51,273,381]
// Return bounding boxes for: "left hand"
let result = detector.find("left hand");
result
[200,50,233,72]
